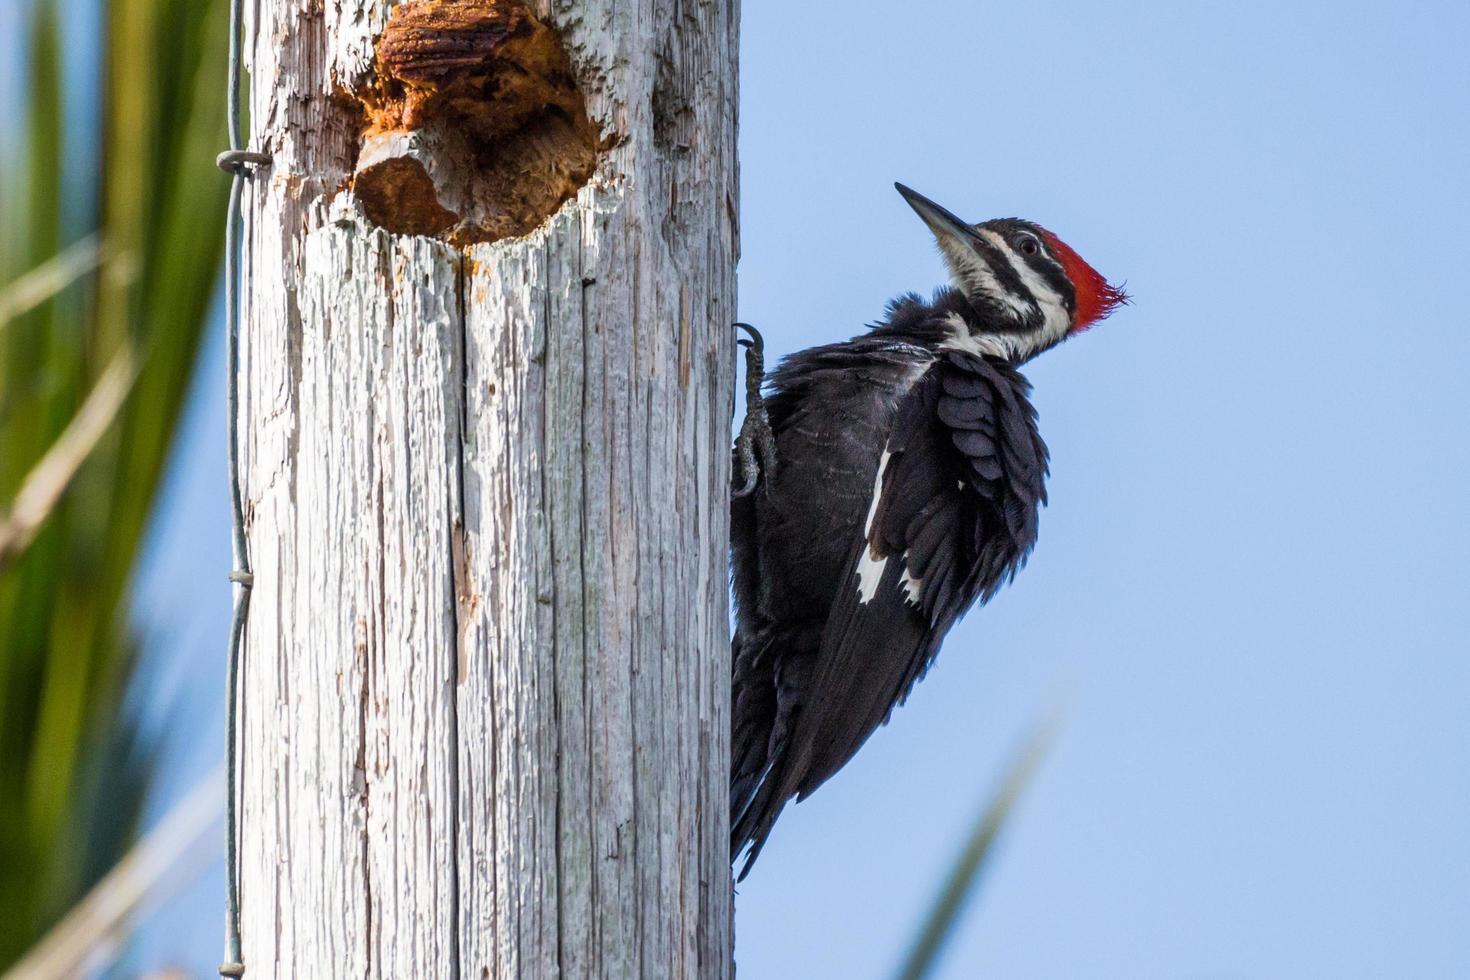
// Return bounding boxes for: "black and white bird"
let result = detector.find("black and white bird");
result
[729,183,1126,877]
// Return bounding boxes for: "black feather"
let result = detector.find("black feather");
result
[729,288,1051,873]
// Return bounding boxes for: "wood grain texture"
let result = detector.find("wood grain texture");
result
[236,0,738,976]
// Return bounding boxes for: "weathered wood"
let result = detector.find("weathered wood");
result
[236,0,738,975]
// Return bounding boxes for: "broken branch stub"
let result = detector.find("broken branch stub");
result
[352,0,599,245]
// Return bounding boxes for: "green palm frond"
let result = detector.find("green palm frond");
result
[891,711,1063,980]
[0,0,228,967]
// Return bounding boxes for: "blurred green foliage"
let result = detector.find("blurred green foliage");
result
[893,715,1060,980]
[0,0,227,966]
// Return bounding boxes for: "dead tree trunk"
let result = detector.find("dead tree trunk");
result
[236,1,738,976]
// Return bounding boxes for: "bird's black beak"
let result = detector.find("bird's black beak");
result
[895,182,973,244]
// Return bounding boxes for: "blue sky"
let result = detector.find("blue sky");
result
[128,0,1470,976]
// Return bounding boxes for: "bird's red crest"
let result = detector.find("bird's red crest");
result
[1039,229,1128,334]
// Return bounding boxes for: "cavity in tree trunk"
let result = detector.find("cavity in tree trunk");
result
[235,0,738,975]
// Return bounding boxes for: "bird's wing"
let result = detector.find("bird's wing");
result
[731,351,1048,875]
[796,352,1046,795]
[731,339,944,867]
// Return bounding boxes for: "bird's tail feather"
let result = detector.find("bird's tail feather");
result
[730,738,794,881]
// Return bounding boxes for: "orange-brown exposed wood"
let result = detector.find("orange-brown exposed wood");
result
[351,0,599,244]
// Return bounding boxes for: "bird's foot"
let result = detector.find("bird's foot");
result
[733,322,778,499]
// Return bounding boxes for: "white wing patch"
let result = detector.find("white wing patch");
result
[856,448,893,603]
[855,357,936,605]
[899,564,923,606]
[856,464,927,609]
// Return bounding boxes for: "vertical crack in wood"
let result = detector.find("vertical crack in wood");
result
[448,250,469,980]
[357,637,374,980]
[546,230,566,980]
[576,220,598,980]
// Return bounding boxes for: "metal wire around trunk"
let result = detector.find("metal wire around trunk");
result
[217,0,269,972]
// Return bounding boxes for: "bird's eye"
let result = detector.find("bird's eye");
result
[1015,234,1041,257]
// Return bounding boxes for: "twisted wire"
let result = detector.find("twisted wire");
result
[217,0,268,972]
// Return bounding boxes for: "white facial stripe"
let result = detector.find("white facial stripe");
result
[938,233,1033,321]
[978,229,1073,357]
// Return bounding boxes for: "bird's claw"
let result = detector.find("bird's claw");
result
[735,321,763,350]
[733,323,777,499]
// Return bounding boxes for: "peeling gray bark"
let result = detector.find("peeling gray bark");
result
[235,1,738,976]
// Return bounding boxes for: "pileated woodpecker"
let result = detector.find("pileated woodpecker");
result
[729,183,1126,877]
